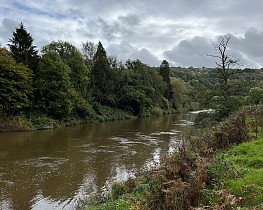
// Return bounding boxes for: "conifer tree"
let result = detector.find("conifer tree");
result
[159,60,173,100]
[90,42,110,103]
[7,23,39,71]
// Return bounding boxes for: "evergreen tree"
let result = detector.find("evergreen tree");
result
[0,48,32,113]
[90,42,110,103]
[159,60,173,100]
[7,23,39,72]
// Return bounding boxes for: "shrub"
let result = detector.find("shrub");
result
[73,97,96,120]
[150,107,163,116]
[111,182,127,200]
[31,115,55,129]
[0,114,34,131]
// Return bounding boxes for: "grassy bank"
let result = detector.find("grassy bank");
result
[226,136,263,207]
[203,133,263,209]
[82,106,263,210]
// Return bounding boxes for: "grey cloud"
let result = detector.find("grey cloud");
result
[164,36,215,67]
[0,18,19,45]
[131,48,161,67]
[231,29,263,58]
[2,18,18,31]
[97,18,118,42]
[225,30,263,67]
[1,0,263,67]
[79,14,141,43]
[118,14,141,26]
[101,14,141,42]
[107,41,161,66]
[164,30,263,68]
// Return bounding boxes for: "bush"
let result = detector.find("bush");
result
[194,112,219,128]
[92,102,134,122]
[73,97,97,120]
[111,182,128,200]
[0,114,34,131]
[150,107,163,116]
[31,115,55,129]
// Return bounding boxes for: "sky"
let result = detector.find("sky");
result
[1,0,263,68]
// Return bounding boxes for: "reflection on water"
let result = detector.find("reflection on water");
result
[0,113,196,210]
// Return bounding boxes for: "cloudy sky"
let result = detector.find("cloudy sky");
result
[1,0,263,67]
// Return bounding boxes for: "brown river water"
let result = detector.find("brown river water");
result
[0,113,196,210]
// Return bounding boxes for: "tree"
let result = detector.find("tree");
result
[90,42,111,103]
[117,59,166,116]
[34,52,76,118]
[159,60,173,100]
[0,48,32,113]
[7,23,39,72]
[42,41,89,98]
[249,87,263,105]
[170,78,191,112]
[81,41,97,69]
[207,36,242,116]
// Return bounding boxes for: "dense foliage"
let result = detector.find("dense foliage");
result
[0,48,32,113]
[34,52,76,118]
[171,66,263,117]
[1,23,263,130]
[118,60,166,115]
[42,41,89,98]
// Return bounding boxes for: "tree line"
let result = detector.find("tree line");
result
[0,23,179,124]
[1,23,263,129]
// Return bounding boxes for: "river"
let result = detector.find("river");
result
[0,112,196,210]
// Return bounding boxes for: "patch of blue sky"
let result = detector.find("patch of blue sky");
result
[12,2,67,20]
[0,2,13,16]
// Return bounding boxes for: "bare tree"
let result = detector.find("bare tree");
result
[205,36,245,118]
[207,35,242,101]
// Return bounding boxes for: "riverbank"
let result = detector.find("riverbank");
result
[82,106,263,209]
[207,134,263,209]
[0,106,135,132]
[0,104,179,132]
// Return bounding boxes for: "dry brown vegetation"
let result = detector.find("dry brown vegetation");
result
[138,105,263,209]
[85,106,263,210]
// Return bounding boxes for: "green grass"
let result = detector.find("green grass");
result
[223,135,263,207]
[84,175,164,210]
[84,179,145,210]
[85,191,145,210]
[86,197,132,210]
